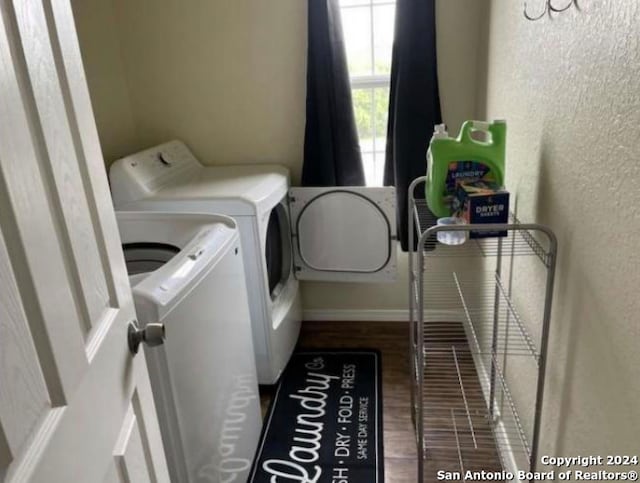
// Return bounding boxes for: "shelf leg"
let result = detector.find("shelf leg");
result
[489,237,503,420]
[416,243,425,480]
[530,247,558,473]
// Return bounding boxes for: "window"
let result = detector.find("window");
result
[340,0,396,186]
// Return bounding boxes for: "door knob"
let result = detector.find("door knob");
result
[128,321,165,355]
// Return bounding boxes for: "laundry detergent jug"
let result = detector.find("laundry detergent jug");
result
[426,120,506,217]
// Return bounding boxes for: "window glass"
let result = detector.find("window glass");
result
[340,0,396,186]
[341,0,370,6]
[354,86,389,186]
[373,86,390,153]
[373,5,395,75]
[352,88,374,141]
[341,6,372,76]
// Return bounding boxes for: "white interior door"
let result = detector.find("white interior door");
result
[288,187,397,282]
[0,1,169,481]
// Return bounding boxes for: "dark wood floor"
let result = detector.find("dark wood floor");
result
[302,321,419,482]
[259,321,504,483]
[260,321,419,482]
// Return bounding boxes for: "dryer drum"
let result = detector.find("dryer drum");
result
[265,204,292,299]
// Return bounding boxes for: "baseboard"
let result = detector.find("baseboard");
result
[302,309,410,322]
[302,308,463,322]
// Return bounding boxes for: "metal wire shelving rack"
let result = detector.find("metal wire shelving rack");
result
[408,176,558,481]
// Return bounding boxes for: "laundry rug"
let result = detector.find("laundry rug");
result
[249,350,384,482]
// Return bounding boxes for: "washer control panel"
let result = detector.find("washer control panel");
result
[109,140,202,207]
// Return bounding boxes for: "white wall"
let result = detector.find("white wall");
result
[477,0,640,458]
[72,0,138,162]
[436,0,487,136]
[74,0,307,178]
[112,0,308,181]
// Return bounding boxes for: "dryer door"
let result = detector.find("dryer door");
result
[288,187,397,282]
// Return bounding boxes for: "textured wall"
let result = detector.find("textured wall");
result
[478,0,640,458]
[436,0,486,136]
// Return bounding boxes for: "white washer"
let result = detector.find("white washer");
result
[110,140,399,384]
[118,212,261,483]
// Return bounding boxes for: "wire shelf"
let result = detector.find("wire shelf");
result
[413,198,554,267]
[408,176,557,481]
[420,271,540,360]
[421,346,530,463]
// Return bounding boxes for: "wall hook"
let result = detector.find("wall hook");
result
[549,0,576,13]
[524,0,547,21]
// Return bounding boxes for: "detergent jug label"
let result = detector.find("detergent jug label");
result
[445,161,492,193]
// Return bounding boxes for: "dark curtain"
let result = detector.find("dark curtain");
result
[384,0,442,250]
[302,0,365,186]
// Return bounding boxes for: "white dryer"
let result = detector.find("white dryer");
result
[110,141,398,384]
[118,212,261,483]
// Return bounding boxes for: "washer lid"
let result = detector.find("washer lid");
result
[132,222,238,318]
[116,211,236,249]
